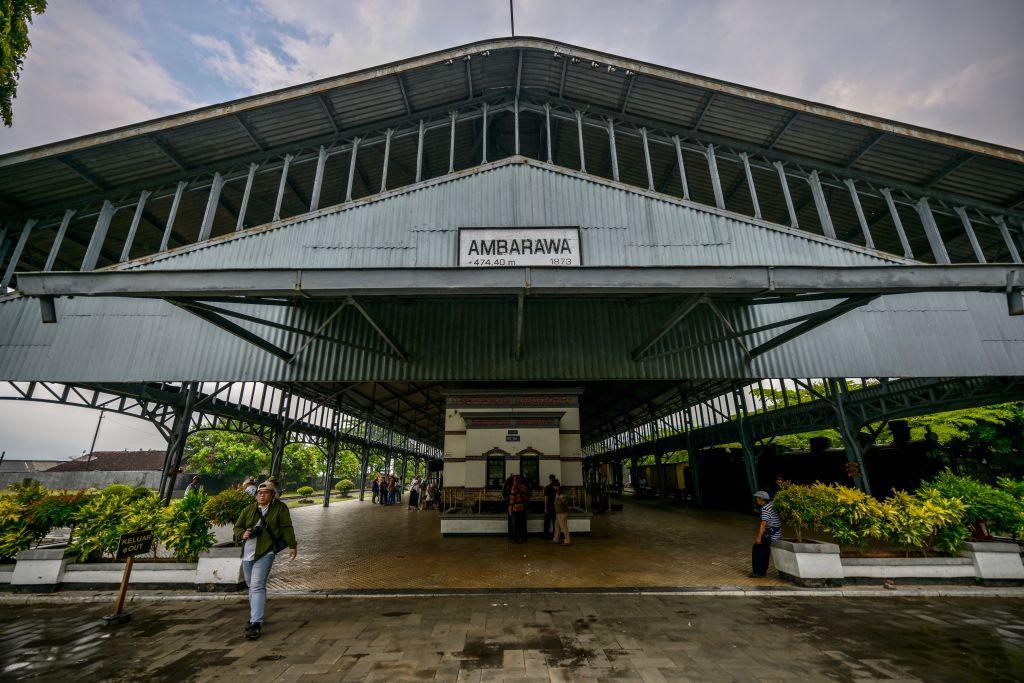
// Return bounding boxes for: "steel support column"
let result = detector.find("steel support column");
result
[159,382,199,503]
[683,407,702,506]
[160,182,186,251]
[828,379,873,495]
[322,412,340,507]
[269,392,291,479]
[81,201,115,271]
[357,418,373,501]
[706,145,724,209]
[775,162,799,228]
[732,388,759,496]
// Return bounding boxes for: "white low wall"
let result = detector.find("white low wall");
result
[7,545,245,592]
[441,514,591,535]
[63,562,197,586]
[771,539,1024,586]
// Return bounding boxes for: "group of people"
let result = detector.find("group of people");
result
[505,474,572,545]
[370,473,401,505]
[371,473,438,511]
[406,476,438,511]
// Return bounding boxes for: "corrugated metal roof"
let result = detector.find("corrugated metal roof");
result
[116,159,905,272]
[3,37,1022,221]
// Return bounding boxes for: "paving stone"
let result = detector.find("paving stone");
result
[2,591,1024,680]
[266,497,786,590]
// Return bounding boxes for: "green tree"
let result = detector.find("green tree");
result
[186,431,267,483]
[185,430,327,486]
[282,442,323,483]
[334,450,362,483]
[1,0,46,126]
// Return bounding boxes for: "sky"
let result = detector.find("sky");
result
[1,0,1023,459]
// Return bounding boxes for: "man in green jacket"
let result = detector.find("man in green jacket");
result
[233,481,297,639]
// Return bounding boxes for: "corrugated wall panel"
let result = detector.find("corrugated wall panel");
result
[1,290,1022,381]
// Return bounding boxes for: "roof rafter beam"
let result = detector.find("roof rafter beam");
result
[619,73,635,114]
[766,112,799,149]
[844,131,887,168]
[57,156,110,191]
[168,298,292,362]
[924,152,974,188]
[147,133,189,171]
[396,74,413,115]
[316,93,341,134]
[692,91,716,130]
[234,113,268,152]
[747,295,880,358]
[23,265,1022,303]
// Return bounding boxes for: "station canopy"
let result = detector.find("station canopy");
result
[2,37,1023,451]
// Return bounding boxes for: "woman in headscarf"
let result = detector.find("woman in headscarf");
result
[509,474,529,543]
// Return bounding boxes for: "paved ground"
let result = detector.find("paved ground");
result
[2,594,1023,681]
[270,497,785,590]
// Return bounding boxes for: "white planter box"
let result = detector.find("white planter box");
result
[770,540,843,587]
[11,548,71,591]
[0,563,16,585]
[196,545,245,591]
[963,541,1024,581]
[842,556,975,580]
[772,538,1024,586]
[62,561,197,588]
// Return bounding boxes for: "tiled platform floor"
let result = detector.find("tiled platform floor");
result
[269,497,784,591]
[3,594,1023,681]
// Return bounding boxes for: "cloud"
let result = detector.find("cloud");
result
[190,33,318,93]
[0,2,199,153]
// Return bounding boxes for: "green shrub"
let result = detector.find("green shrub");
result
[31,491,89,531]
[996,477,1024,503]
[68,486,163,561]
[295,485,315,497]
[203,488,254,526]
[773,483,831,542]
[0,488,92,561]
[817,484,886,550]
[7,480,47,505]
[160,492,214,562]
[881,490,965,556]
[99,483,135,499]
[0,496,40,560]
[334,479,354,494]
[915,487,971,554]
[923,470,1024,538]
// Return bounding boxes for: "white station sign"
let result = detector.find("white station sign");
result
[458,227,581,267]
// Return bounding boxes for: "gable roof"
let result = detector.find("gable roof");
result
[48,449,166,472]
[2,37,1021,221]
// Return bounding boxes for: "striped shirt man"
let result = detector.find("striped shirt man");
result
[760,501,783,540]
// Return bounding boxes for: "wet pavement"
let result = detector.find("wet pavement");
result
[2,593,1022,681]
[270,496,786,590]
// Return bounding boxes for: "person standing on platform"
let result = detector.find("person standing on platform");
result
[751,490,782,578]
[234,481,297,640]
[552,483,571,546]
[408,477,420,510]
[371,475,380,504]
[542,475,558,540]
[509,475,529,543]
